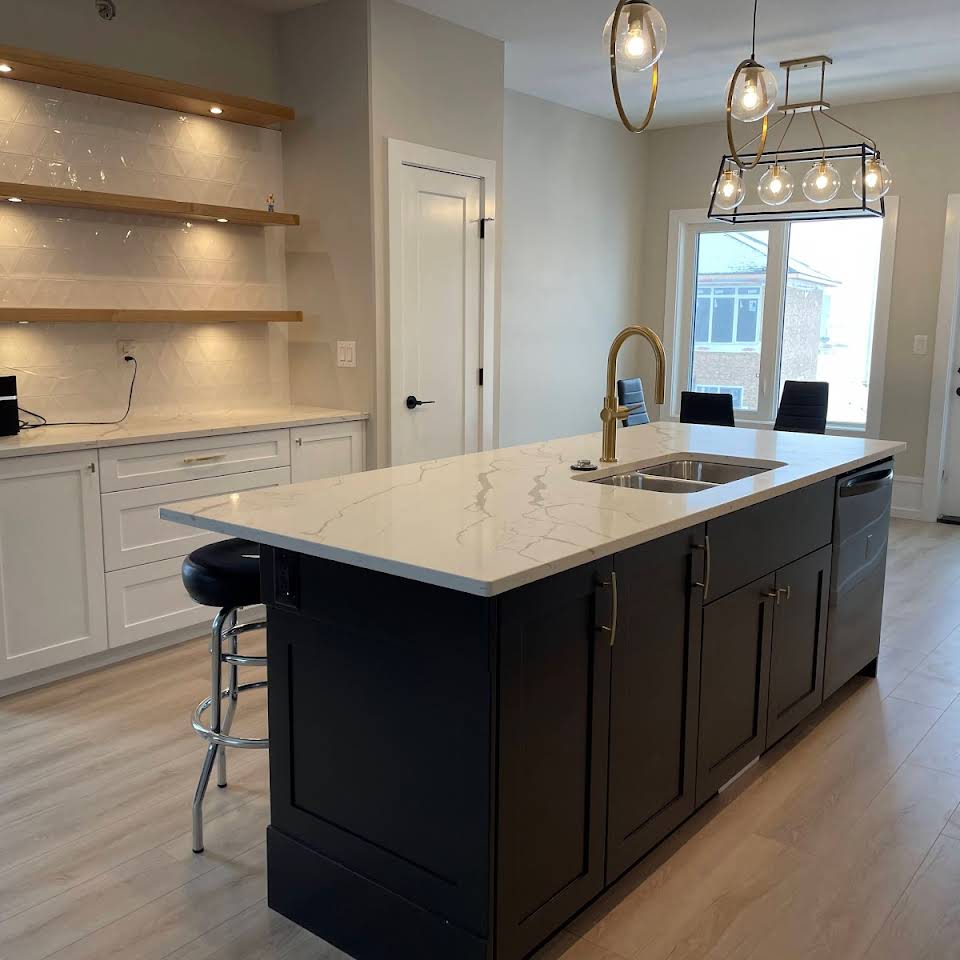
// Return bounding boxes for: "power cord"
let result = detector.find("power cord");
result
[18,355,139,430]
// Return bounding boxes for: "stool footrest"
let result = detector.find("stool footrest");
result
[193,682,269,749]
[221,653,267,667]
[224,620,267,638]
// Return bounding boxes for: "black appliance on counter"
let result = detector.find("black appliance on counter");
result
[823,458,894,698]
[0,375,18,436]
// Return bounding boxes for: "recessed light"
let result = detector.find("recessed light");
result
[209,106,223,115]
[0,64,13,74]
[216,218,229,223]
[185,221,193,228]
[17,320,29,325]
[7,196,22,203]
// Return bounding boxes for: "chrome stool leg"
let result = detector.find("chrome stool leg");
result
[192,607,229,854]
[191,606,269,855]
[217,609,239,789]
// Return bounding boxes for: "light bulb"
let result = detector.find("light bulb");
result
[853,157,892,201]
[802,161,841,204]
[602,1,667,73]
[758,162,795,206]
[209,105,223,115]
[728,62,778,123]
[712,169,745,211]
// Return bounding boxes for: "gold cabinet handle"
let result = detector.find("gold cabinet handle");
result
[598,571,619,647]
[182,454,227,465]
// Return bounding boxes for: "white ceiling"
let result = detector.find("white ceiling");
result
[241,0,960,126]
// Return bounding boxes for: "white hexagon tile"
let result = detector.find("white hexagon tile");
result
[0,78,291,421]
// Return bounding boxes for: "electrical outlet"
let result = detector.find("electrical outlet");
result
[913,335,928,356]
[117,339,137,358]
[336,340,357,368]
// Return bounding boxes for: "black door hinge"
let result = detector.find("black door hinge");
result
[479,217,494,240]
[478,368,484,387]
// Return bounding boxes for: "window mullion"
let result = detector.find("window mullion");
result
[759,223,789,420]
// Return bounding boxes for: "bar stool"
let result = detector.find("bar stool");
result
[182,538,268,853]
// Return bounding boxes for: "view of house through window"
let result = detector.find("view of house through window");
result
[686,218,885,426]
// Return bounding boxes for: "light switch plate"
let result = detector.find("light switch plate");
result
[913,335,928,356]
[336,341,357,368]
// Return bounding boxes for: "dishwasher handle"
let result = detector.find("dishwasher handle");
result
[839,467,894,498]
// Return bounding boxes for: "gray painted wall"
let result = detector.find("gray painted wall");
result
[500,90,648,447]
[0,0,280,101]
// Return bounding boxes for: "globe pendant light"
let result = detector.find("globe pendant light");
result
[725,0,778,169]
[713,167,746,210]
[853,156,893,201]
[802,159,842,203]
[758,162,795,205]
[604,0,667,133]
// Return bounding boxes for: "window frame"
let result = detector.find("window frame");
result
[662,200,898,436]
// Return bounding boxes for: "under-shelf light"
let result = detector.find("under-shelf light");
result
[216,217,229,223]
[0,64,13,74]
[209,105,223,115]
[7,196,22,203]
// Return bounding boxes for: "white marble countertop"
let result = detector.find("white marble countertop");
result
[161,422,905,597]
[0,406,368,459]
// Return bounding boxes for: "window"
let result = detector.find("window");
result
[669,207,896,430]
[697,384,745,407]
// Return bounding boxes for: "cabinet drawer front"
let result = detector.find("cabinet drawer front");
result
[705,480,834,602]
[98,429,291,492]
[102,467,291,571]
[106,556,210,647]
[291,421,366,483]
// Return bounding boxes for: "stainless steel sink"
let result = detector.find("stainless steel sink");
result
[592,473,714,494]
[638,459,770,484]
[589,456,778,494]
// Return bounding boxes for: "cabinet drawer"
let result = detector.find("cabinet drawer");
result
[106,556,211,648]
[102,467,291,571]
[291,421,365,483]
[98,429,291,492]
[705,480,834,602]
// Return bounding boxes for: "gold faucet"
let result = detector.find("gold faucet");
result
[600,326,666,463]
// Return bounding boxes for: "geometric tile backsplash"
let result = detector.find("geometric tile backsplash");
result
[0,79,290,421]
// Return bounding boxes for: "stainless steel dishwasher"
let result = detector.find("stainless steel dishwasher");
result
[823,459,895,699]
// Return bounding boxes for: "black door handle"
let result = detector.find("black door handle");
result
[406,395,436,410]
[956,387,960,398]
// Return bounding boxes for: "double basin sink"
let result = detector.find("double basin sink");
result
[591,458,777,494]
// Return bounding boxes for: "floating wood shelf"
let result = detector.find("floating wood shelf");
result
[0,45,295,128]
[0,182,299,226]
[0,309,302,324]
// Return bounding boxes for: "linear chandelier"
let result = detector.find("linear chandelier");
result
[603,0,667,132]
[709,4,892,223]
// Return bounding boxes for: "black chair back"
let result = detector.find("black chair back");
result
[774,381,829,434]
[616,378,650,426]
[680,391,735,427]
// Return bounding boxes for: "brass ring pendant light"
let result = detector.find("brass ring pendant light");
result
[726,59,768,168]
[725,0,776,168]
[607,0,663,133]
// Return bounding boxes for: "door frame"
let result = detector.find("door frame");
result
[385,139,498,466]
[921,195,960,520]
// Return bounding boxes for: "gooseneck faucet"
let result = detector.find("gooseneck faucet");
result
[600,325,666,463]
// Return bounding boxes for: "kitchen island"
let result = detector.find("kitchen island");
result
[162,422,905,960]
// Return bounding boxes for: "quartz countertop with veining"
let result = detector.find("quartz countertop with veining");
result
[0,406,368,459]
[160,422,905,597]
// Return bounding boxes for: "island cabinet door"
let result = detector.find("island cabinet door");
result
[696,574,776,806]
[765,545,832,748]
[606,525,705,884]
[495,558,614,960]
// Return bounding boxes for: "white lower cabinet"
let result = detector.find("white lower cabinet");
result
[0,451,108,680]
[0,418,366,686]
[291,421,365,482]
[106,556,212,648]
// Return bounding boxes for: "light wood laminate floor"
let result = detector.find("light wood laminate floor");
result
[3,519,960,960]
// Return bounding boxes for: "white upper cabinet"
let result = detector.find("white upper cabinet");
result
[0,451,108,679]
[291,422,366,483]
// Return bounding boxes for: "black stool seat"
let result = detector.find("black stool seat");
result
[183,539,261,609]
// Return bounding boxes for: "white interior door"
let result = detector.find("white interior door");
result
[941,290,960,518]
[392,163,483,466]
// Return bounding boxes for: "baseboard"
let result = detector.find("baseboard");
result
[0,624,204,698]
[892,475,924,520]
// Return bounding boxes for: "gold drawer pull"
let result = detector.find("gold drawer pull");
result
[182,454,227,465]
